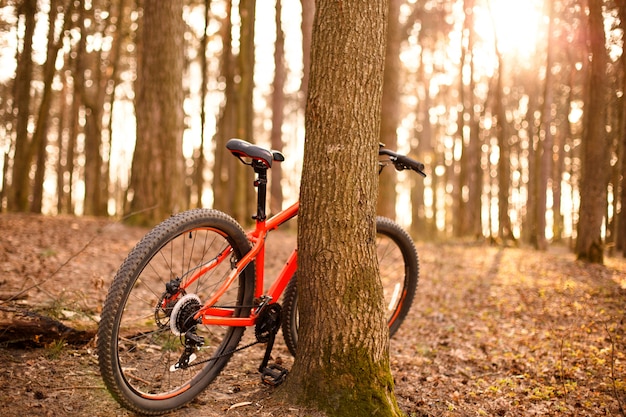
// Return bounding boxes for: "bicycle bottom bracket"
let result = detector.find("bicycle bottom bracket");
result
[255,304,282,343]
[170,294,202,336]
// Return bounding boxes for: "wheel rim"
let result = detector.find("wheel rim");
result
[113,227,249,398]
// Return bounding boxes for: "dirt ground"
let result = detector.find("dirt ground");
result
[0,212,625,417]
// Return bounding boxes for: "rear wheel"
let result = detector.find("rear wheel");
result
[97,209,254,415]
[281,216,419,356]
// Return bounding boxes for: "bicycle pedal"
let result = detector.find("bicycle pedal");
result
[260,364,288,387]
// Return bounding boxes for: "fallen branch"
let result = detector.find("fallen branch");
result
[0,306,95,347]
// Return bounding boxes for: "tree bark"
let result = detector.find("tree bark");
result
[575,0,611,263]
[234,0,256,224]
[616,0,626,257]
[412,51,431,238]
[30,1,64,213]
[377,0,401,220]
[8,0,37,212]
[278,1,401,415]
[300,0,314,104]
[495,56,513,242]
[270,0,286,216]
[212,1,237,214]
[533,0,557,251]
[193,0,211,209]
[127,0,185,226]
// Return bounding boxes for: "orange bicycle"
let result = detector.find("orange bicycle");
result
[97,138,426,415]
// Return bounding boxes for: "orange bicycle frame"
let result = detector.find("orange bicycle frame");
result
[187,201,299,327]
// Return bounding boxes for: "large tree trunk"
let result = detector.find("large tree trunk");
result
[575,0,611,263]
[278,1,401,416]
[127,0,185,226]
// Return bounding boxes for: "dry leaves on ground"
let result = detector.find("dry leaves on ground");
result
[0,213,624,417]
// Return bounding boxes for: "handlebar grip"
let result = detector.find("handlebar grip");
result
[395,153,425,173]
[378,148,426,176]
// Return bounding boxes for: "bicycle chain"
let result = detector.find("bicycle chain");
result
[182,303,281,368]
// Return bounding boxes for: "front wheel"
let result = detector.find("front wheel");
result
[281,216,419,356]
[97,209,254,415]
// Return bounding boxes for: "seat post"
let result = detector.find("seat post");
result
[253,162,268,222]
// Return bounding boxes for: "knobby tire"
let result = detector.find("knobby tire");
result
[97,209,254,415]
[281,216,419,356]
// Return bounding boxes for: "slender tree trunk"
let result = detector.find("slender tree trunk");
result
[31,1,63,213]
[495,58,513,242]
[8,0,37,212]
[300,0,314,104]
[270,0,285,215]
[465,91,482,238]
[452,1,468,237]
[552,113,567,243]
[233,0,256,224]
[102,0,127,215]
[377,0,401,220]
[56,73,68,214]
[411,51,431,238]
[618,125,626,257]
[77,0,105,217]
[60,23,84,215]
[278,1,401,415]
[575,0,611,263]
[615,0,626,257]
[522,75,540,244]
[194,0,211,209]
[534,0,556,251]
[212,2,237,214]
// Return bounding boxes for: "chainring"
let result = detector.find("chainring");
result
[255,304,282,343]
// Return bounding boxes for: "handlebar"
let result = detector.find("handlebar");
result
[379,147,427,177]
[227,137,426,177]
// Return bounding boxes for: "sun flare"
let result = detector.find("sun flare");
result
[477,0,545,58]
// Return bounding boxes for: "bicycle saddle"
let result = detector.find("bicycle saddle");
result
[226,138,285,168]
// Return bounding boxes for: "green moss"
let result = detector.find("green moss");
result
[297,347,403,417]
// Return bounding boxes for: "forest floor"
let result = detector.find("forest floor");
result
[0,212,625,417]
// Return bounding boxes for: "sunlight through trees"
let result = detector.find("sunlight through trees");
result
[0,0,624,260]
